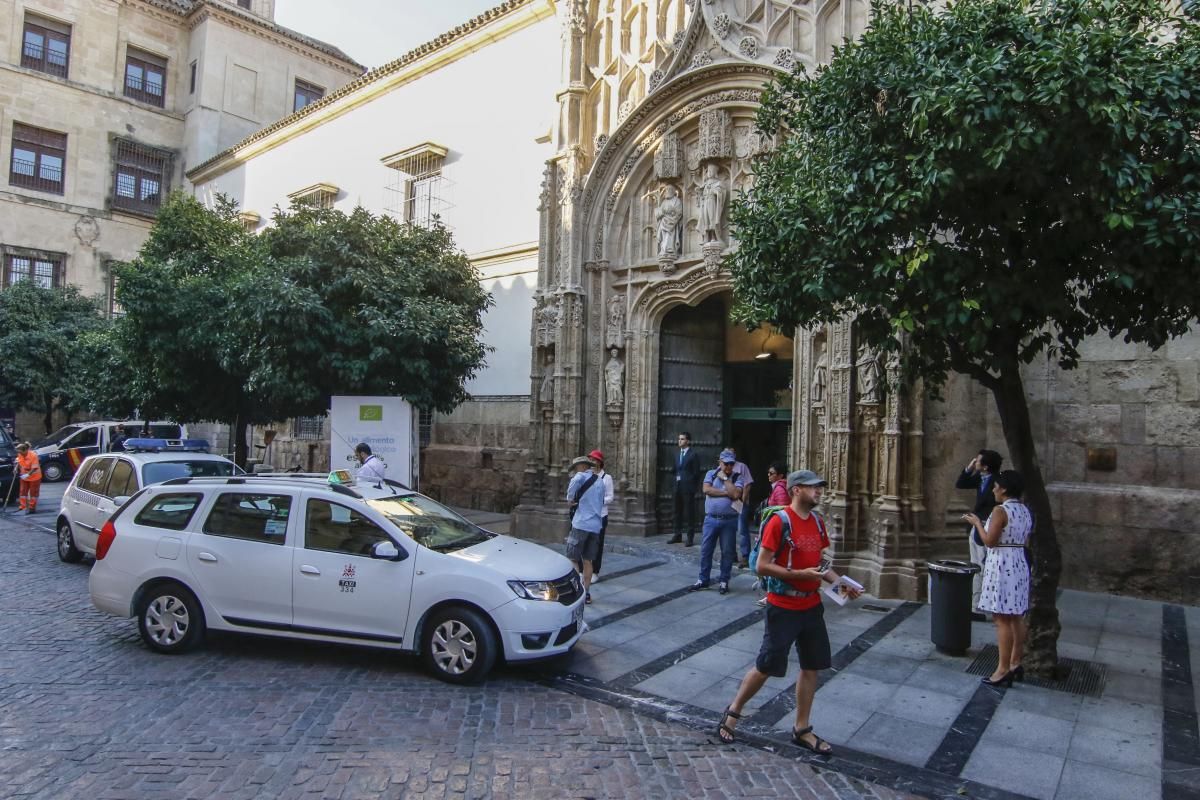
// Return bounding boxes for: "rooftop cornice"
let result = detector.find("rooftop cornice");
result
[187,0,551,184]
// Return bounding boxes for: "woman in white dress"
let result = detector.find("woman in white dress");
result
[964,470,1032,686]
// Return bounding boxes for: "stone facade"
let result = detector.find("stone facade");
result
[0,0,360,436]
[511,0,1199,604]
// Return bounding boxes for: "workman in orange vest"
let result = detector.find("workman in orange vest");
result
[15,442,41,514]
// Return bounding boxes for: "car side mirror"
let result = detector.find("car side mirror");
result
[372,541,406,561]
[113,496,131,507]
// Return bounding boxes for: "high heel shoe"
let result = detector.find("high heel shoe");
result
[1010,665,1025,682]
[981,669,1015,687]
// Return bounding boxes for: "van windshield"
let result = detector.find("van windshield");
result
[366,495,492,553]
[33,424,85,448]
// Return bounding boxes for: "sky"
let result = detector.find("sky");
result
[275,0,505,69]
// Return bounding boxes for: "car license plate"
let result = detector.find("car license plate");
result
[572,603,584,627]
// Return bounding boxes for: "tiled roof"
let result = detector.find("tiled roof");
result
[187,0,536,180]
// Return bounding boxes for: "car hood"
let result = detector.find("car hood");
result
[444,534,573,580]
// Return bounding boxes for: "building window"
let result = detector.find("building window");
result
[418,409,433,448]
[287,182,338,209]
[293,79,324,112]
[22,14,71,79]
[237,0,252,8]
[293,416,324,439]
[4,252,63,289]
[112,139,173,217]
[124,47,167,107]
[9,123,66,195]
[189,60,197,94]
[381,143,450,228]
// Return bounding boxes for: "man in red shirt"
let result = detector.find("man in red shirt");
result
[715,469,861,754]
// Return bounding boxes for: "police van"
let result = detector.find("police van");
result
[33,420,186,482]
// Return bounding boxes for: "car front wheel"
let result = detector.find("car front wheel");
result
[420,606,497,685]
[136,582,204,654]
[41,461,65,482]
[56,519,82,563]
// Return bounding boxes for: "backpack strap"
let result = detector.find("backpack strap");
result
[571,473,600,503]
[774,509,794,570]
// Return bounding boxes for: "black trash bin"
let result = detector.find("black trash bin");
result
[928,559,982,655]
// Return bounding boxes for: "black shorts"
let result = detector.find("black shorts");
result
[565,528,601,564]
[755,603,832,677]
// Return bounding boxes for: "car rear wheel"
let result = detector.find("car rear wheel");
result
[56,519,82,563]
[136,582,204,654]
[421,606,497,685]
[42,461,65,482]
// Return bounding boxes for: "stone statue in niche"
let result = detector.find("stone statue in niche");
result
[699,163,727,244]
[655,184,684,257]
[604,348,624,407]
[535,298,559,348]
[539,353,555,406]
[856,348,883,404]
[606,294,625,350]
[811,351,829,405]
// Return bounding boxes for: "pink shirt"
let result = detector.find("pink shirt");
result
[768,479,788,506]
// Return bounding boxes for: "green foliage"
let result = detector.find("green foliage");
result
[82,193,491,440]
[731,0,1200,391]
[0,281,108,429]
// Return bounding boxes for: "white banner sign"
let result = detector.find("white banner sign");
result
[329,396,416,488]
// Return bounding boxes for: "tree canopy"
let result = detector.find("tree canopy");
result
[0,281,108,434]
[730,0,1200,674]
[84,194,491,464]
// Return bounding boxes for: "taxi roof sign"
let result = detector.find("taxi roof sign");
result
[328,469,354,485]
[124,438,211,453]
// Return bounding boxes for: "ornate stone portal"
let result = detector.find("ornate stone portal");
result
[514,0,932,599]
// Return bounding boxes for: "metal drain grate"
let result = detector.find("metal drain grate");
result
[966,645,1107,697]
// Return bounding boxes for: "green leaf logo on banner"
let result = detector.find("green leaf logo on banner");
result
[359,405,383,421]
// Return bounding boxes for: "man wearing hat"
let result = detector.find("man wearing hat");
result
[565,451,606,603]
[690,449,744,594]
[714,469,862,753]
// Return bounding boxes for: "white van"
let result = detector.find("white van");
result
[33,421,187,482]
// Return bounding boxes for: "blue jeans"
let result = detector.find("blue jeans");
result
[699,514,738,585]
[737,499,754,560]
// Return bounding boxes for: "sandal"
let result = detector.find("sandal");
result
[717,706,742,745]
[585,592,592,604]
[792,725,833,756]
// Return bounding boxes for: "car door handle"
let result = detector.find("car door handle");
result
[299,565,320,575]
[197,552,217,562]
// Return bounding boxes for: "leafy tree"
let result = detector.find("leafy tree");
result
[730,0,1200,675]
[86,194,490,465]
[0,281,108,434]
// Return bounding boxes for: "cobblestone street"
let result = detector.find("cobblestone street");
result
[0,504,908,800]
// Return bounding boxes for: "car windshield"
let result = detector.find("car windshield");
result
[366,494,492,553]
[33,424,84,448]
[142,460,239,484]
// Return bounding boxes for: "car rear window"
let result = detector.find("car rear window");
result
[134,493,203,531]
[142,460,236,485]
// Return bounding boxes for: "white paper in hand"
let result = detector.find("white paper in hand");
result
[822,575,864,606]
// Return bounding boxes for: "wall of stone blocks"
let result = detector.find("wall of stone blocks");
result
[419,399,531,514]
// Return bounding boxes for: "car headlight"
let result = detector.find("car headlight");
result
[507,579,559,602]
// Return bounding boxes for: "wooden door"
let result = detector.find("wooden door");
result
[655,296,725,531]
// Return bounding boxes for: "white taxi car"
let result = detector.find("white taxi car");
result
[88,473,586,684]
[57,439,239,563]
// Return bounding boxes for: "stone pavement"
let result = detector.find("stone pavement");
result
[0,489,909,800]
[464,508,1200,800]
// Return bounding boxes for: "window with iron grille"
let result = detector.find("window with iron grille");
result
[22,14,71,79]
[293,416,324,439]
[4,252,63,289]
[293,79,324,112]
[9,123,65,195]
[418,409,433,448]
[112,140,172,216]
[124,47,167,107]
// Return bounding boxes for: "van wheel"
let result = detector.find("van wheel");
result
[421,606,497,684]
[42,461,64,482]
[136,582,205,654]
[57,520,82,563]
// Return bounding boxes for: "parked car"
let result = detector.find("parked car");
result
[57,439,238,563]
[0,424,15,501]
[88,473,586,684]
[34,420,187,482]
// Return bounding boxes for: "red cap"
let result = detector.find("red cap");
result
[588,449,604,464]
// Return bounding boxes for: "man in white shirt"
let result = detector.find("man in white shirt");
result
[354,443,387,484]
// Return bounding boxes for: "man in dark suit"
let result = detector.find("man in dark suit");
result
[956,449,1003,620]
[669,431,701,546]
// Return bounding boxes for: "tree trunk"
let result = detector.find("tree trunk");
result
[233,415,249,469]
[991,359,1063,679]
[42,393,53,436]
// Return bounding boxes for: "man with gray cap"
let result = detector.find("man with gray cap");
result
[715,468,861,753]
[690,449,744,594]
